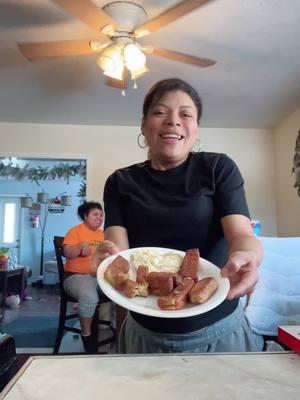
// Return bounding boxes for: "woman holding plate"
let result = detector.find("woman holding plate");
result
[90,78,264,353]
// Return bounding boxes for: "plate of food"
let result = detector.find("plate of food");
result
[97,247,230,318]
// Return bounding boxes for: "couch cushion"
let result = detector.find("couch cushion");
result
[245,237,300,336]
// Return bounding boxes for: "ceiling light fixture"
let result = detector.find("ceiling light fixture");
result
[17,1,217,95]
[96,37,149,93]
[94,0,149,93]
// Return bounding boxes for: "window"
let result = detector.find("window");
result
[0,198,20,261]
[3,203,16,243]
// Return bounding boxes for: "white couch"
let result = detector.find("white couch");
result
[42,260,64,285]
[244,236,300,338]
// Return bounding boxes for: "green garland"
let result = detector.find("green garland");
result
[0,159,86,200]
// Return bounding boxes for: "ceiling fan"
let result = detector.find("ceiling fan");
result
[17,0,217,90]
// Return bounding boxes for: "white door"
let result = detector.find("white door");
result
[0,196,21,263]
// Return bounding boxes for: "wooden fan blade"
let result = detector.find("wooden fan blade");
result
[105,69,129,90]
[53,0,113,32]
[18,39,95,61]
[152,48,216,68]
[135,0,214,37]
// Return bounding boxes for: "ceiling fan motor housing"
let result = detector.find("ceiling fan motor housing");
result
[103,1,147,32]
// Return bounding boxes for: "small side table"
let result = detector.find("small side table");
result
[0,267,25,321]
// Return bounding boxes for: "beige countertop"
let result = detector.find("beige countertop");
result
[1,353,300,400]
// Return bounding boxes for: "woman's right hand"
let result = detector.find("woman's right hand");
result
[90,240,119,277]
[80,242,90,257]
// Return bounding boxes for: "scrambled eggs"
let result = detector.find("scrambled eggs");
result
[131,249,183,273]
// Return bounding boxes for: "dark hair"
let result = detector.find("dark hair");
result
[77,201,102,220]
[143,78,202,124]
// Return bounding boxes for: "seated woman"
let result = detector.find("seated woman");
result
[63,201,104,353]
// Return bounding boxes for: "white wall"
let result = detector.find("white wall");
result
[200,128,277,235]
[273,107,300,236]
[0,122,145,201]
[0,122,277,236]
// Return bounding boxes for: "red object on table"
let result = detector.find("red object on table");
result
[278,326,300,355]
[0,257,8,271]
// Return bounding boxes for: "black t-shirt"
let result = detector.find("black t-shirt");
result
[104,152,250,333]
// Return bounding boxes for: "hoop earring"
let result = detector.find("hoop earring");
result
[137,132,148,149]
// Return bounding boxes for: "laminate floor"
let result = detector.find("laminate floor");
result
[0,284,116,355]
[1,285,60,325]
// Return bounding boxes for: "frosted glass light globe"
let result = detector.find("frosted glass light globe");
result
[97,55,115,72]
[97,45,122,73]
[124,44,146,71]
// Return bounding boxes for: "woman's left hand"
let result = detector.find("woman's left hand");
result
[221,251,260,300]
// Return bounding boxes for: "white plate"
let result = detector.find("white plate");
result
[97,247,230,318]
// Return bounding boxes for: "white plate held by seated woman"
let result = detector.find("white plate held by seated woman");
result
[97,247,230,318]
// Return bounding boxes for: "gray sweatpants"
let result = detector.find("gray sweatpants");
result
[119,303,264,354]
[63,274,100,318]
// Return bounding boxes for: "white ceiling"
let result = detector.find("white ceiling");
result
[1,0,300,129]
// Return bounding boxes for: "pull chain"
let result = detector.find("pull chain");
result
[122,74,126,96]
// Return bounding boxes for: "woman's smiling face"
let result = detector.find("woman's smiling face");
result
[141,90,199,170]
[84,208,103,230]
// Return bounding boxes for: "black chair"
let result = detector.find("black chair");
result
[53,236,115,354]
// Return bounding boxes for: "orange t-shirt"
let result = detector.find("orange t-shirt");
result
[63,223,104,274]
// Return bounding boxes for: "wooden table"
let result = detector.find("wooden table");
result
[1,352,300,399]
